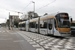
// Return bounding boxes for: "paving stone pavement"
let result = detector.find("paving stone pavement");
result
[16,31,75,50]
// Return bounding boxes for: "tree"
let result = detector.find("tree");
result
[14,21,18,28]
[43,13,48,16]
[28,11,39,19]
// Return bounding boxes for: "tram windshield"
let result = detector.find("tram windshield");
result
[60,17,70,28]
[56,13,70,28]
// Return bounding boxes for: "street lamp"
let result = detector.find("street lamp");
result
[32,1,35,18]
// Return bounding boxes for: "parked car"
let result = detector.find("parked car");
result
[71,22,75,35]
[71,27,75,35]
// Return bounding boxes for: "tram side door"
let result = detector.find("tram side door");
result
[48,18,54,35]
[26,20,29,31]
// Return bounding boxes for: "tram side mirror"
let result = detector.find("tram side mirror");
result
[71,18,72,22]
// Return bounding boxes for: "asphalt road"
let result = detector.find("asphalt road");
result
[0,27,75,50]
[0,28,36,50]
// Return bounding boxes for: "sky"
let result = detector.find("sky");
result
[0,0,75,23]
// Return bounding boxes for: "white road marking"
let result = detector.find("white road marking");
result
[36,48,44,50]
[7,31,9,32]
[0,35,8,36]
[13,40,24,42]
[53,45,63,48]
[52,39,59,43]
[27,40,33,42]
[44,44,52,48]
[29,42,36,44]
[0,31,1,32]
[68,39,73,42]
[10,33,16,34]
[66,42,73,46]
[36,39,44,42]
[57,40,66,45]
[3,31,5,32]
[47,42,55,45]
[51,48,60,50]
[44,46,49,48]
[0,38,12,40]
[32,44,41,47]
[65,45,73,49]
[39,40,48,45]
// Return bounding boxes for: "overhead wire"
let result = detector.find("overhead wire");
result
[22,2,32,11]
[36,0,56,11]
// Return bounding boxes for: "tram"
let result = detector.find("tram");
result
[19,12,71,36]
[19,21,26,30]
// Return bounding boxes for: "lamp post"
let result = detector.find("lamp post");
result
[32,1,35,18]
[9,12,10,30]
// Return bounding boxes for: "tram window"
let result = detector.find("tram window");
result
[20,25,21,27]
[23,24,25,27]
[47,19,50,23]
[36,21,38,29]
[29,22,36,28]
[40,19,47,28]
[29,23,32,28]
[43,22,47,28]
[49,24,52,30]
[25,24,26,27]
[20,24,21,27]
[44,19,47,28]
[21,24,22,27]
[36,24,37,29]
[29,23,31,28]
[48,19,53,30]
[31,23,33,28]
[40,20,44,28]
[54,19,57,29]
[22,24,23,27]
[23,24,24,27]
[33,22,36,28]
[19,25,20,27]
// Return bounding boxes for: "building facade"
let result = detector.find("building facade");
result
[9,15,19,28]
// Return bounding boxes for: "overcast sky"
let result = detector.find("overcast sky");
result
[0,0,75,23]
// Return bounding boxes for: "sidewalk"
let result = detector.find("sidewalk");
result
[6,27,19,31]
[0,28,22,50]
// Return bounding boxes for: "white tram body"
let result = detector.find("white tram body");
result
[19,12,71,36]
[19,21,26,30]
